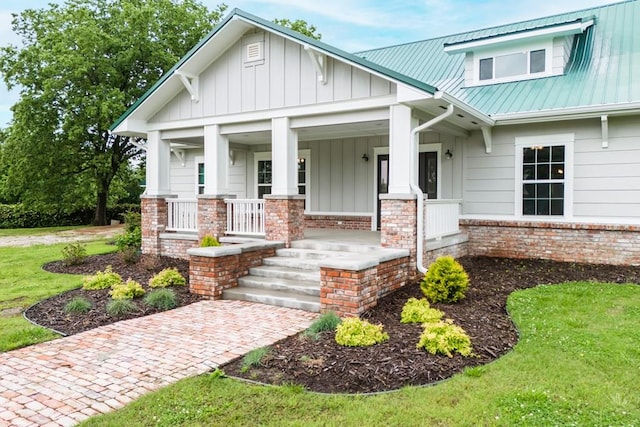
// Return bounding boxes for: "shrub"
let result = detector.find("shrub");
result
[416,319,473,357]
[139,255,162,271]
[118,246,139,264]
[115,226,141,251]
[241,346,271,372]
[335,317,389,347]
[82,266,123,290]
[400,298,444,324]
[64,297,92,314]
[122,211,141,233]
[106,299,137,317]
[109,279,145,300]
[61,242,87,266]
[144,288,177,310]
[200,234,221,247]
[304,311,341,339]
[421,256,469,303]
[149,268,186,288]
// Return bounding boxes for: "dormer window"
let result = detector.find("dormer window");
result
[478,47,547,82]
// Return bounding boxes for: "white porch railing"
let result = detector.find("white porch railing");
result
[166,199,198,232]
[424,199,461,240]
[226,199,265,236]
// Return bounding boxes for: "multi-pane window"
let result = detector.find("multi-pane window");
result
[197,162,205,194]
[479,48,546,81]
[522,145,565,216]
[256,156,307,199]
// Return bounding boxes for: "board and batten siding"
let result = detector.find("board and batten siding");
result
[462,116,640,220]
[150,31,395,124]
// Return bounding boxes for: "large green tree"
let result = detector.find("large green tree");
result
[0,0,227,224]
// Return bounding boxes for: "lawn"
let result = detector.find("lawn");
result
[0,225,85,237]
[0,240,115,351]
[82,281,640,426]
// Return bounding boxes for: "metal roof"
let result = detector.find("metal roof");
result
[357,0,640,117]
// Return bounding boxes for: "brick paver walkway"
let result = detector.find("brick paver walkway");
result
[0,301,317,427]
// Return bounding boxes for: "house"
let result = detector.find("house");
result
[111,1,640,315]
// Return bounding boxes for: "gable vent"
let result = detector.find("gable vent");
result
[246,42,263,62]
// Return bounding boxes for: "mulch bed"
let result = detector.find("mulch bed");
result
[26,253,201,336]
[25,254,640,394]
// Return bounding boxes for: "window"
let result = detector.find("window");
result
[254,150,310,205]
[195,157,205,195]
[479,48,546,82]
[257,159,272,198]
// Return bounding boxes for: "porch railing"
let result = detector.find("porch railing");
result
[166,199,198,232]
[424,199,461,240]
[226,199,265,236]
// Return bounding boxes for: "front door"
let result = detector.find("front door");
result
[376,154,389,229]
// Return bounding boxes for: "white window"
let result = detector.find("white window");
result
[254,150,310,207]
[515,134,574,218]
[195,156,205,194]
[478,47,548,83]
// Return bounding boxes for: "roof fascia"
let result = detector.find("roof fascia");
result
[492,102,640,125]
[434,91,495,126]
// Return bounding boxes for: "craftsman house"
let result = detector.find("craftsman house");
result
[112,1,640,315]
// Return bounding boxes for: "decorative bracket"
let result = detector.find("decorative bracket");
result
[304,45,327,85]
[601,115,609,148]
[171,148,186,167]
[175,71,199,102]
[481,125,492,154]
[128,137,147,151]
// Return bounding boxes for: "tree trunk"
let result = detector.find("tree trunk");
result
[93,185,109,226]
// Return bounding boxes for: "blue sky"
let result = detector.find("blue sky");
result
[0,0,623,128]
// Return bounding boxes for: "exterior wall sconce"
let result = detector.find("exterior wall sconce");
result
[362,153,369,162]
[445,149,453,159]
[229,149,235,165]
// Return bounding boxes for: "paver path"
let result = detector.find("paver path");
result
[0,300,317,427]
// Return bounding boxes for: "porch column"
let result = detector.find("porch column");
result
[265,117,305,246]
[388,104,415,194]
[380,194,419,280]
[198,125,232,241]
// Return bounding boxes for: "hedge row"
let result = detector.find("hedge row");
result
[0,203,140,229]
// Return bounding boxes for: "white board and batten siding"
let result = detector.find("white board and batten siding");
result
[462,116,640,222]
[150,31,395,124]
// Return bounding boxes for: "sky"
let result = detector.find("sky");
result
[0,0,624,128]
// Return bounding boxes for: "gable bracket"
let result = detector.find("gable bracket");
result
[171,148,186,167]
[304,45,327,85]
[601,115,609,148]
[175,71,199,102]
[481,126,492,154]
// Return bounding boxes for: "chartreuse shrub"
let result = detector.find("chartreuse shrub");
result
[144,288,178,310]
[109,279,145,300]
[335,317,389,347]
[149,268,186,288]
[400,297,444,324]
[106,299,137,317]
[241,346,271,372]
[417,319,473,357]
[304,311,341,339]
[64,296,92,314]
[200,234,221,247]
[82,266,123,290]
[421,256,469,303]
[61,242,88,266]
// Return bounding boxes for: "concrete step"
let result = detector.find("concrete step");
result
[223,287,320,312]
[262,255,322,271]
[276,247,353,260]
[291,239,382,254]
[248,265,321,282]
[237,275,320,296]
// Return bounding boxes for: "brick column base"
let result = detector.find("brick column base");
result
[264,195,305,247]
[380,194,419,280]
[197,195,233,242]
[141,196,169,256]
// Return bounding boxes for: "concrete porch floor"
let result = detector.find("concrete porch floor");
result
[303,228,381,246]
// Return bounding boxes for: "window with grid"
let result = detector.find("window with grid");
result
[522,145,565,216]
[197,162,205,194]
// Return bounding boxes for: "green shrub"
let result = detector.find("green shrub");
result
[200,234,221,247]
[61,242,88,266]
[241,346,271,373]
[0,203,139,229]
[122,211,141,233]
[420,256,469,303]
[115,226,141,251]
[304,311,341,339]
[82,266,123,290]
[335,317,389,347]
[149,267,186,288]
[144,288,178,310]
[416,319,473,357]
[400,298,444,324]
[109,279,145,300]
[64,297,92,314]
[106,299,137,317]
[118,246,139,264]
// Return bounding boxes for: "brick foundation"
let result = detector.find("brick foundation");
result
[264,195,305,247]
[461,219,640,266]
[159,234,199,260]
[380,195,418,280]
[197,195,231,242]
[189,245,279,299]
[304,214,372,231]
[320,256,410,317]
[141,196,170,256]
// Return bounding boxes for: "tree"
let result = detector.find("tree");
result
[273,19,322,40]
[0,0,228,224]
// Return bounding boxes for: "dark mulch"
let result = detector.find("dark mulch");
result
[26,253,201,335]
[221,256,640,394]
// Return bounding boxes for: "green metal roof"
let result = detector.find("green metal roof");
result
[357,0,640,117]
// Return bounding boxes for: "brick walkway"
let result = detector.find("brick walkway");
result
[0,301,317,427]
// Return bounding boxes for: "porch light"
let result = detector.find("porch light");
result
[445,149,453,159]
[361,153,369,162]
[229,149,235,165]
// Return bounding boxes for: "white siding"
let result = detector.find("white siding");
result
[150,31,394,124]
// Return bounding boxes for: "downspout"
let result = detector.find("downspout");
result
[410,103,455,274]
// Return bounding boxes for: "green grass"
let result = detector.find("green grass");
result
[81,281,640,426]
[0,225,85,237]
[0,240,115,352]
